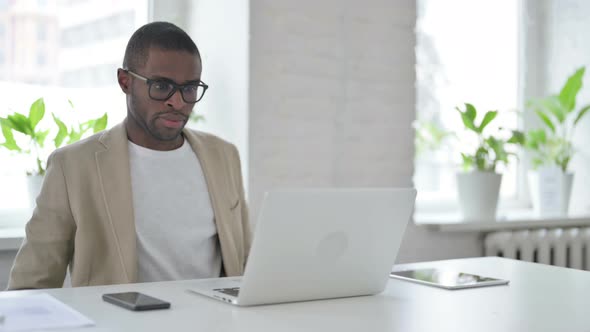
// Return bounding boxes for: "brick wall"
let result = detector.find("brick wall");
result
[249,0,415,211]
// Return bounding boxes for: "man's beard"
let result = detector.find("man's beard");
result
[130,96,186,141]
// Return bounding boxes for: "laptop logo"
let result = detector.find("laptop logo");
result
[316,232,348,260]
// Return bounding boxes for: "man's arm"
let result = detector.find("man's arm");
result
[7,152,76,290]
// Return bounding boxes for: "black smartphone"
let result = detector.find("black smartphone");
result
[102,292,171,311]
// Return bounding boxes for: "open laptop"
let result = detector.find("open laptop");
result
[187,188,416,306]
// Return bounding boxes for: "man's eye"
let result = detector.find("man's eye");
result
[152,81,172,91]
[182,85,199,93]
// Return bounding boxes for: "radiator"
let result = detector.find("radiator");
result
[484,228,590,270]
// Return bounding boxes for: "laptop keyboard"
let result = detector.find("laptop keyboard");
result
[214,287,240,297]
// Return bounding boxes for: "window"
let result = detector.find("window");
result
[37,22,46,41]
[60,11,135,48]
[36,51,46,65]
[414,0,521,210]
[0,0,148,222]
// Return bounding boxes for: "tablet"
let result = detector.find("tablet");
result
[390,268,509,290]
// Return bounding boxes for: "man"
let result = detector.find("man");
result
[7,22,251,289]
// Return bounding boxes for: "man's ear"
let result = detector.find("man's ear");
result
[117,69,131,94]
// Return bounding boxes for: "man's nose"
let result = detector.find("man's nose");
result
[165,89,186,110]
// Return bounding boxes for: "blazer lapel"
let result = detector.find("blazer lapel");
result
[95,123,137,283]
[184,129,238,275]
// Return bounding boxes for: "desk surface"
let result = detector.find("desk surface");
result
[2,257,589,332]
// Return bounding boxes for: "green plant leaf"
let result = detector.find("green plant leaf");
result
[526,129,547,150]
[68,99,75,109]
[561,156,571,173]
[0,118,22,152]
[0,141,21,151]
[92,113,108,133]
[0,118,16,142]
[574,104,590,126]
[29,98,45,130]
[534,109,556,133]
[52,114,68,148]
[6,113,33,135]
[542,96,566,123]
[461,153,473,172]
[478,110,498,133]
[67,128,83,144]
[487,137,508,164]
[464,103,477,120]
[35,129,50,148]
[507,130,525,145]
[189,113,205,123]
[474,147,490,171]
[457,103,477,132]
[558,67,585,113]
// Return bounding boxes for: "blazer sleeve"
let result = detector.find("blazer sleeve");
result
[7,151,76,290]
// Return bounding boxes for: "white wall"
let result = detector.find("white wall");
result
[248,0,482,263]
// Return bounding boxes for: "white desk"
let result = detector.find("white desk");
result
[2,257,589,332]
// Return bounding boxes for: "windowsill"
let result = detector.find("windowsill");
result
[0,208,29,251]
[415,209,590,232]
[0,227,25,251]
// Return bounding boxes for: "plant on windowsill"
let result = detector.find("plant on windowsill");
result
[0,98,108,207]
[512,66,590,216]
[455,103,519,222]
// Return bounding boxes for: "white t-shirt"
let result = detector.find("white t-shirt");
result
[128,139,221,282]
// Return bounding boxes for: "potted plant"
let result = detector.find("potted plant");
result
[455,103,518,221]
[0,97,107,207]
[514,66,590,216]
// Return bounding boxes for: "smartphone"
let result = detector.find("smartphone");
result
[390,268,509,290]
[102,292,171,311]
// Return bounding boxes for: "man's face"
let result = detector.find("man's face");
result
[122,47,202,147]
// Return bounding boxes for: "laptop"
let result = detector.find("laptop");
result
[187,188,416,306]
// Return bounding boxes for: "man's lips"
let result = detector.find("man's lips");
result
[158,115,187,129]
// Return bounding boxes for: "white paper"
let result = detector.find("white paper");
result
[0,293,95,332]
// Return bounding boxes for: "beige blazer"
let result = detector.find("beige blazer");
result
[7,123,251,289]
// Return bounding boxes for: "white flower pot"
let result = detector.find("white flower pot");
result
[456,171,502,222]
[26,175,44,209]
[528,167,573,217]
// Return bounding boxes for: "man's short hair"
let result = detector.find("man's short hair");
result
[122,21,201,71]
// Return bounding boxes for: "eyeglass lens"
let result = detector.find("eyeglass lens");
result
[149,81,206,103]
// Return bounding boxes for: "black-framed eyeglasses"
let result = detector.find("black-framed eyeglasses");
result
[124,69,209,103]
